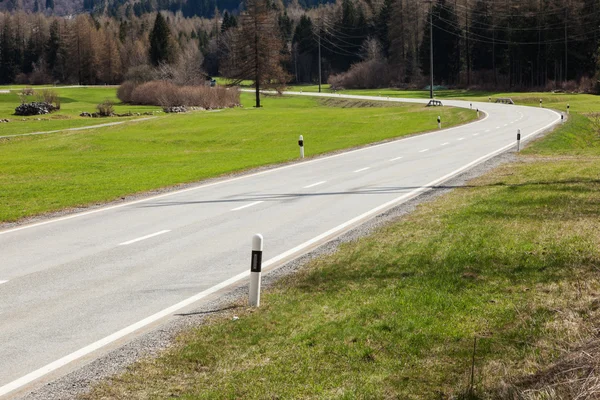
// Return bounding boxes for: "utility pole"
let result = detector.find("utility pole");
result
[318,29,322,93]
[428,0,434,99]
[317,14,322,93]
[564,5,568,83]
[465,0,470,87]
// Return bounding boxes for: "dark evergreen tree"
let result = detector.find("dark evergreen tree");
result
[46,20,61,74]
[149,12,176,65]
[419,0,461,84]
[375,0,393,57]
[292,14,317,82]
[470,0,493,71]
[0,19,17,84]
[45,0,54,10]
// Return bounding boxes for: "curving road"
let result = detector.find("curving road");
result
[0,92,561,398]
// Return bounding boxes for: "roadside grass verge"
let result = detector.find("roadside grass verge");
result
[81,99,600,398]
[0,93,474,223]
[0,86,160,136]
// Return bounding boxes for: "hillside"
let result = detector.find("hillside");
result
[0,0,332,18]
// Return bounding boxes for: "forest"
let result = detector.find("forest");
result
[1,0,600,91]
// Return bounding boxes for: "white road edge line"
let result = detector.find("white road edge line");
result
[457,138,465,141]
[473,133,479,136]
[419,149,429,153]
[231,201,264,211]
[119,230,171,246]
[389,156,403,161]
[303,181,326,189]
[0,280,8,285]
[441,142,450,146]
[0,109,561,398]
[1,94,493,237]
[354,167,370,173]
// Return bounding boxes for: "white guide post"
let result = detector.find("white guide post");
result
[298,135,304,159]
[249,234,263,307]
[437,116,441,129]
[517,130,521,152]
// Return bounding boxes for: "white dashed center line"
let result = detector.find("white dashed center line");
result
[303,181,326,189]
[473,133,480,136]
[389,156,403,161]
[119,230,171,246]
[441,142,450,146]
[231,201,264,211]
[457,137,465,141]
[0,280,8,285]
[485,129,491,132]
[354,167,370,173]
[419,149,429,153]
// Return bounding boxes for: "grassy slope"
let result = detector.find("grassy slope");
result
[0,87,160,136]
[0,92,474,223]
[82,92,600,399]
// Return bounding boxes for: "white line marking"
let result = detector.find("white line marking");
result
[303,181,326,189]
[0,108,561,398]
[389,156,404,161]
[457,138,465,141]
[496,126,501,129]
[0,280,8,285]
[354,167,370,173]
[419,149,429,153]
[504,124,508,127]
[1,93,496,237]
[441,142,450,146]
[473,133,479,136]
[485,129,491,132]
[119,230,171,246]
[231,201,264,211]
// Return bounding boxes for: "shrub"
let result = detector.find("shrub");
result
[119,80,240,109]
[36,89,60,110]
[329,59,392,90]
[96,99,115,117]
[117,81,136,103]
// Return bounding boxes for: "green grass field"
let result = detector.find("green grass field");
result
[82,90,600,399]
[0,89,475,223]
[0,86,160,136]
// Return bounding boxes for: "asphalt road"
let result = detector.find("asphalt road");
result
[0,92,561,397]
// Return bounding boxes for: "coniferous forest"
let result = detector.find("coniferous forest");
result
[1,0,600,91]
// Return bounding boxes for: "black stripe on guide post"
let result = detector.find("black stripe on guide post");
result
[298,140,304,147]
[251,250,262,272]
[517,133,521,141]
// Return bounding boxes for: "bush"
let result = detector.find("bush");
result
[96,99,115,117]
[328,59,392,90]
[36,89,60,110]
[119,80,240,109]
[117,81,136,103]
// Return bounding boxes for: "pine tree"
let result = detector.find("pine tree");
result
[0,18,17,84]
[46,20,61,75]
[149,12,176,65]
[45,0,54,10]
[419,0,462,84]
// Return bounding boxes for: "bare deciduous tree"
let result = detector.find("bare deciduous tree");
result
[221,0,290,107]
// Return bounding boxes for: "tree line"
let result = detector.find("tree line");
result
[1,0,600,90]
